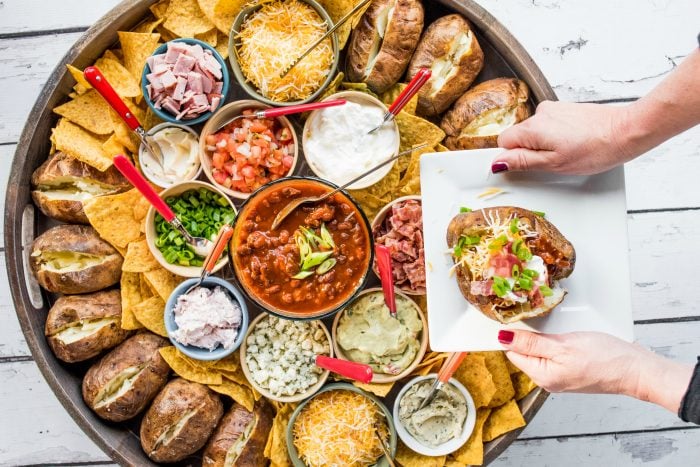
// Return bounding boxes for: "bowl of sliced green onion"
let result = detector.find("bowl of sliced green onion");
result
[145,180,237,277]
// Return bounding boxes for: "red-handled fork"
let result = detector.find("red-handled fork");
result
[367,68,432,134]
[213,99,347,132]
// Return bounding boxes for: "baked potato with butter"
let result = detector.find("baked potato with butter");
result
[31,151,130,224]
[346,0,424,93]
[203,400,274,467]
[30,224,123,294]
[447,206,575,323]
[82,333,170,422]
[141,378,224,463]
[407,14,484,116]
[45,290,132,363]
[440,78,531,150]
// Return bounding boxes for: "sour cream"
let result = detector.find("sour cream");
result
[139,124,200,188]
[304,98,399,189]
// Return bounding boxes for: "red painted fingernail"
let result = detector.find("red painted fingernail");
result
[498,330,514,344]
[492,162,509,174]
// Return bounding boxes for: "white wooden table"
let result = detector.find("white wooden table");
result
[1,0,699,465]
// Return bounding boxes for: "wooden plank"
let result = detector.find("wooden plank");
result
[1,144,15,244]
[0,1,119,36]
[0,252,30,358]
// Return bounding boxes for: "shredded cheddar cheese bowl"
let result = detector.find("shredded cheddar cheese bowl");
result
[229,0,340,106]
[286,383,397,467]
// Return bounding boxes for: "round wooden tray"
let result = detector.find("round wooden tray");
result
[4,0,554,465]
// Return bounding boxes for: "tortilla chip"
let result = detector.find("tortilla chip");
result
[197,0,218,21]
[159,347,224,385]
[110,113,139,154]
[144,268,184,301]
[319,0,371,49]
[482,399,526,442]
[122,239,160,272]
[266,403,295,466]
[120,271,145,330]
[350,161,401,203]
[66,64,92,90]
[346,190,390,221]
[131,296,167,337]
[445,461,466,467]
[454,354,497,408]
[53,90,113,135]
[341,81,378,98]
[396,111,445,153]
[53,119,112,171]
[83,189,143,248]
[212,352,241,372]
[164,0,215,37]
[150,0,170,18]
[352,381,394,398]
[479,352,516,408]
[395,440,446,467]
[140,273,155,299]
[102,134,128,160]
[452,408,492,466]
[436,143,449,152]
[94,57,141,98]
[209,379,255,411]
[194,27,218,47]
[212,0,247,34]
[397,144,433,197]
[214,31,230,59]
[380,83,418,116]
[512,371,538,401]
[118,31,162,80]
[133,18,164,34]
[133,194,152,222]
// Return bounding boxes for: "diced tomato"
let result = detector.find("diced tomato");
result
[212,169,227,185]
[278,127,292,142]
[212,152,227,170]
[241,166,256,179]
[282,156,294,169]
[250,121,267,133]
[223,161,236,176]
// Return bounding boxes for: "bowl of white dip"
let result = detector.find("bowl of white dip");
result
[302,91,400,190]
[139,122,202,188]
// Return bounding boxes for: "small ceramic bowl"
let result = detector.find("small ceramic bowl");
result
[371,195,426,295]
[286,382,398,467]
[199,100,299,200]
[331,287,428,384]
[164,276,249,361]
[141,38,230,125]
[393,375,477,457]
[228,0,340,106]
[138,122,202,189]
[144,180,237,278]
[239,313,332,403]
[302,91,400,189]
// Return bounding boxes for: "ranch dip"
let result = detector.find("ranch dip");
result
[140,125,199,187]
[304,99,398,189]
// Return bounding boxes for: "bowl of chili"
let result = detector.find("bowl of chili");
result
[229,177,373,320]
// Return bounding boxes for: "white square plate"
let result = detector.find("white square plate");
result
[421,148,633,351]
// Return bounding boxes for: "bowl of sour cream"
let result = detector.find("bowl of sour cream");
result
[139,122,202,188]
[302,91,400,190]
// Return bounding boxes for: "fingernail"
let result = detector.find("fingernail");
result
[498,330,514,344]
[491,162,509,174]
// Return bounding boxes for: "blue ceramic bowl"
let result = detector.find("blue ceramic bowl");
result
[164,276,248,361]
[141,38,230,126]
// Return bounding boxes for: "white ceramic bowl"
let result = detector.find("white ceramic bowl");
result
[138,122,202,189]
[393,375,477,457]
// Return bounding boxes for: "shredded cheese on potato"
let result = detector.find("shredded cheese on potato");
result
[292,390,388,467]
[235,0,333,102]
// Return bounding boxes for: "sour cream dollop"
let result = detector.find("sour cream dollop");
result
[140,125,200,187]
[304,99,399,189]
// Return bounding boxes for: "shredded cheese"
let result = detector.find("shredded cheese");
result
[235,0,333,102]
[477,187,507,200]
[292,390,388,467]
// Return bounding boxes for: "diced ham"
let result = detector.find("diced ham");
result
[212,81,223,94]
[470,280,494,296]
[187,72,203,94]
[488,253,521,278]
[172,77,187,101]
[191,93,210,108]
[173,54,196,75]
[146,73,164,92]
[210,95,221,111]
[159,70,178,89]
[162,97,180,116]
[164,42,189,63]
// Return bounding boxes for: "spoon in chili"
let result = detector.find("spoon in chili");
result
[375,244,397,319]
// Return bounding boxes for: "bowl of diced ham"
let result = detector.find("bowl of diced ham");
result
[141,38,229,125]
[199,100,298,199]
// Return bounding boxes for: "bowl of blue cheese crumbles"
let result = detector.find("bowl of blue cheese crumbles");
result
[240,314,332,402]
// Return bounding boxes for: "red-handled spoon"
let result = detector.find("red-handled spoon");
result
[214,99,347,132]
[83,66,165,167]
[367,67,432,134]
[184,225,234,295]
[315,355,373,384]
[415,352,468,412]
[113,155,214,257]
[375,244,397,319]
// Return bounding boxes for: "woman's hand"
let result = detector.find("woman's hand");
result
[498,329,693,414]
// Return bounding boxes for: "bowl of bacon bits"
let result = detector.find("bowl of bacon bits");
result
[141,38,229,125]
[200,100,298,199]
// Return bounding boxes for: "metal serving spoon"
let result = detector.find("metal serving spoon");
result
[415,352,468,412]
[183,224,234,295]
[270,143,430,230]
[113,155,214,257]
[366,68,432,135]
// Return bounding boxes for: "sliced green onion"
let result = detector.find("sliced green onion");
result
[453,245,463,257]
[460,207,472,213]
[488,234,508,250]
[464,235,480,246]
[316,258,337,275]
[522,268,539,279]
[319,223,335,250]
[301,250,334,270]
[492,276,511,297]
[511,264,520,278]
[539,285,553,296]
[510,218,519,234]
[517,276,533,291]
[533,211,546,217]
[292,270,314,280]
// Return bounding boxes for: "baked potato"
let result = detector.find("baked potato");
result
[30,224,123,294]
[140,378,224,463]
[45,290,132,363]
[447,207,575,323]
[346,0,424,93]
[407,14,484,116]
[82,333,170,422]
[440,78,531,150]
[203,400,274,467]
[31,151,130,224]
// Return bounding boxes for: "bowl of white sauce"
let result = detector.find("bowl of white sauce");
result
[139,122,202,188]
[302,91,400,190]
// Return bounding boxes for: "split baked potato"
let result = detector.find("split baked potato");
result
[30,224,123,294]
[203,400,274,467]
[346,0,424,93]
[82,333,170,422]
[440,78,531,150]
[140,378,224,463]
[407,14,484,116]
[447,207,575,323]
[45,290,132,363]
[31,151,130,224]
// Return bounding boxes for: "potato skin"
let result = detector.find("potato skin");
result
[141,378,224,463]
[440,78,531,150]
[446,207,576,323]
[407,14,484,116]
[30,224,123,294]
[203,400,274,467]
[31,151,130,224]
[347,0,424,93]
[82,333,170,422]
[45,290,132,363]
